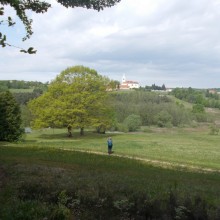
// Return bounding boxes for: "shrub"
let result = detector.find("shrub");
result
[155,110,173,127]
[123,114,142,132]
[192,104,205,113]
[209,124,219,135]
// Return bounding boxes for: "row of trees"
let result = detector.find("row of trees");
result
[109,91,199,130]
[171,87,220,109]
[0,65,215,141]
[144,83,166,91]
[13,89,44,105]
[0,80,48,91]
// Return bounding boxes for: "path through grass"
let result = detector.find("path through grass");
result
[18,126,220,171]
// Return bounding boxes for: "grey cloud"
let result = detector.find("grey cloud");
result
[1,0,220,88]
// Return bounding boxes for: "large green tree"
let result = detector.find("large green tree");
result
[28,65,114,135]
[0,0,121,53]
[0,91,23,141]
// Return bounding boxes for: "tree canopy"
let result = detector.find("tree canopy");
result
[0,91,23,141]
[28,65,114,135]
[0,0,121,53]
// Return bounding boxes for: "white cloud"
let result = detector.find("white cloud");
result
[1,0,220,88]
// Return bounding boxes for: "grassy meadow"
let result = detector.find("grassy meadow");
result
[18,126,220,170]
[1,126,220,219]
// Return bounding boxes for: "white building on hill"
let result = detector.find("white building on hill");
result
[120,74,140,90]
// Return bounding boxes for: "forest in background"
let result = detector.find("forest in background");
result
[0,80,220,132]
[1,80,220,219]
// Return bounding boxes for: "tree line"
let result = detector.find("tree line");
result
[144,83,166,91]
[171,87,220,109]
[0,80,48,91]
[109,91,206,131]
[0,66,215,142]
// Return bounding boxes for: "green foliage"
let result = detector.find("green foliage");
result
[172,87,220,109]
[0,91,23,141]
[0,80,48,91]
[107,79,120,90]
[149,83,166,90]
[57,0,121,10]
[209,124,219,135]
[123,114,141,131]
[192,103,205,113]
[110,91,192,127]
[13,90,44,105]
[114,122,129,132]
[28,66,114,134]
[0,0,50,53]
[191,104,209,122]
[20,104,32,127]
[50,191,71,220]
[155,110,172,127]
[193,112,209,123]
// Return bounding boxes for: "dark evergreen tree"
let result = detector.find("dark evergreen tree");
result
[0,91,23,141]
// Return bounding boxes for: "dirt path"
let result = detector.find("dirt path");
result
[60,148,220,174]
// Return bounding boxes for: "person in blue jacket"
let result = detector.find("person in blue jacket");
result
[107,137,113,154]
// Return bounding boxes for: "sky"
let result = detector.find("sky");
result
[1,0,220,88]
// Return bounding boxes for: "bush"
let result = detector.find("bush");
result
[123,114,142,132]
[209,124,219,135]
[155,110,173,127]
[193,112,208,122]
[192,104,205,113]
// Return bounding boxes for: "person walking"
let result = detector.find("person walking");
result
[107,137,113,154]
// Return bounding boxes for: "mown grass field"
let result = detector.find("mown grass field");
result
[1,126,220,219]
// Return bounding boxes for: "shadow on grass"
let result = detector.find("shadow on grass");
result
[0,142,10,147]
[37,131,120,140]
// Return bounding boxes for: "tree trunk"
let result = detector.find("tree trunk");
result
[67,125,72,137]
[80,127,84,136]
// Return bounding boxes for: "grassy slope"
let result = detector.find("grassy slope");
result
[1,127,220,202]
[16,127,220,171]
[0,145,220,204]
[1,127,220,219]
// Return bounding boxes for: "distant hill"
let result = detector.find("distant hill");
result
[0,80,48,92]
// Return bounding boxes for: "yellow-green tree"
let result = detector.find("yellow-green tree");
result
[28,65,114,135]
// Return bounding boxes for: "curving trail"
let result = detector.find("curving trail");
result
[59,148,220,174]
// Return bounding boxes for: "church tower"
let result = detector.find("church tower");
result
[122,74,126,83]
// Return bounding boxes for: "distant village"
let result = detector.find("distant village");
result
[116,74,172,92]
[116,74,220,95]
[119,74,140,90]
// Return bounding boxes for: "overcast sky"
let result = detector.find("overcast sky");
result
[1,0,220,88]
